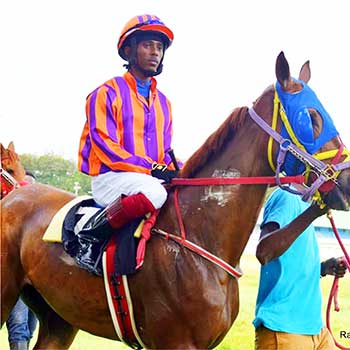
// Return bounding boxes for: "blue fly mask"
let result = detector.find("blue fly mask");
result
[276,79,339,175]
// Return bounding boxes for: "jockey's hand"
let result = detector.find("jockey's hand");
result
[151,163,178,184]
[321,257,347,278]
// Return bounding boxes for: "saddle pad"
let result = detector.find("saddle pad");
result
[43,195,92,242]
[103,236,145,349]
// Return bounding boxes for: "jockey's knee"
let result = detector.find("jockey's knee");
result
[143,181,167,209]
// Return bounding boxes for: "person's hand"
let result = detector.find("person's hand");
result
[309,201,329,219]
[151,163,178,184]
[321,257,347,278]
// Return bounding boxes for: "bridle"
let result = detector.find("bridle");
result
[0,165,20,198]
[248,89,350,205]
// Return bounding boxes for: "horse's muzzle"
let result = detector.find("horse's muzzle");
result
[323,170,350,211]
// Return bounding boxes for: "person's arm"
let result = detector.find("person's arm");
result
[256,203,326,265]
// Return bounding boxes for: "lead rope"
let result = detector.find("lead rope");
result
[326,211,350,350]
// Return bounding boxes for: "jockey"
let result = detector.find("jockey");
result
[77,15,182,248]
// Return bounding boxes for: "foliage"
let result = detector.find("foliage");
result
[20,153,91,195]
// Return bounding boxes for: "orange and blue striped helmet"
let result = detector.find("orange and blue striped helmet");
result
[118,14,174,61]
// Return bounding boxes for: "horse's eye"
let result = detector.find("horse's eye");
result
[6,169,14,174]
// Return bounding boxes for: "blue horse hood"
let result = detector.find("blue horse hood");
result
[276,79,339,154]
[276,80,339,175]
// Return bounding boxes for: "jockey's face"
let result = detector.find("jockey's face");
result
[127,39,164,80]
[137,39,164,72]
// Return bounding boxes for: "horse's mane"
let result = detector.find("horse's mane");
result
[181,106,248,178]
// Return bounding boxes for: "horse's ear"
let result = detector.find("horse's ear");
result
[8,141,15,152]
[0,143,4,153]
[275,51,290,90]
[298,60,311,83]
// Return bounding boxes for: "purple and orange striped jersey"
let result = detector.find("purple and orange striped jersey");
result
[78,72,177,176]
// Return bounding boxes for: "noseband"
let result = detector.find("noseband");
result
[0,166,20,197]
[248,89,350,203]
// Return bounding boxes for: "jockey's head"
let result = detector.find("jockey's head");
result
[117,14,174,77]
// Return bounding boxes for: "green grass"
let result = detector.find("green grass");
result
[1,254,349,349]
[217,254,350,349]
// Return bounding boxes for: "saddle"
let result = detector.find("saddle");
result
[44,197,145,276]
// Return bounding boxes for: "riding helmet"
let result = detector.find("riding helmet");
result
[117,14,174,61]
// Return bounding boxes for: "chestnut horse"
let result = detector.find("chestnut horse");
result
[0,141,26,198]
[1,52,350,349]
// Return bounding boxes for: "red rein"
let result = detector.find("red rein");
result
[326,213,350,350]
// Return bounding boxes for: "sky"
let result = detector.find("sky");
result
[1,0,350,163]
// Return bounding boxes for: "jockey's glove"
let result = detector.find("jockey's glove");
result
[151,163,178,184]
[321,257,347,278]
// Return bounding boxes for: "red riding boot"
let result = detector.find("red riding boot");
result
[83,192,156,235]
[106,193,156,229]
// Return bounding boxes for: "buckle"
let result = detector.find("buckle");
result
[323,164,338,181]
[152,163,167,171]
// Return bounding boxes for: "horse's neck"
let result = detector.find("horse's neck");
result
[162,116,271,265]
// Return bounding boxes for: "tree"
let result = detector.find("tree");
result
[20,153,91,195]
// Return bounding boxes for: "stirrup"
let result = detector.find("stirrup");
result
[75,235,105,276]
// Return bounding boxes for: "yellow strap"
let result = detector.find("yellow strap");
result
[314,149,350,181]
[277,99,306,152]
[267,91,280,172]
[313,190,326,209]
[267,89,307,172]
[315,149,350,161]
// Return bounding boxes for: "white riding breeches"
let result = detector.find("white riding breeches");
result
[91,171,168,209]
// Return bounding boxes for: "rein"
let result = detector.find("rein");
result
[326,211,350,350]
[152,174,304,279]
